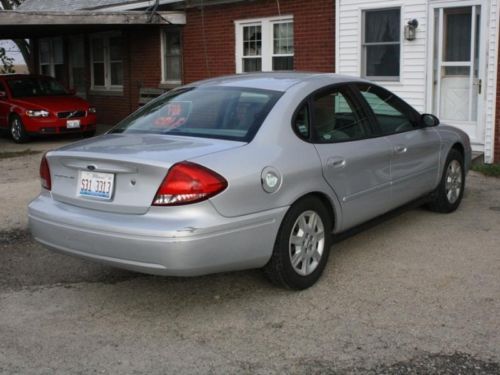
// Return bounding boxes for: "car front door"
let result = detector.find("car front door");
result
[301,84,393,231]
[355,83,441,208]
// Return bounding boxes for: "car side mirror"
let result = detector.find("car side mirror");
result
[0,91,6,99]
[421,113,439,127]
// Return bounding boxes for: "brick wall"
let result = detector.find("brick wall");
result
[183,0,335,83]
[87,27,162,125]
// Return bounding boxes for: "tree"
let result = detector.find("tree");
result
[0,46,14,73]
[0,0,32,73]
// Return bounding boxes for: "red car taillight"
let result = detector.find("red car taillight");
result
[153,162,227,206]
[40,154,51,191]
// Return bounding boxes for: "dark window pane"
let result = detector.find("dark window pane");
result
[40,65,51,77]
[110,62,123,86]
[444,8,471,62]
[273,22,294,54]
[243,58,262,72]
[166,31,181,55]
[54,64,65,83]
[93,63,105,86]
[165,56,181,81]
[243,25,261,57]
[272,56,293,70]
[109,37,123,61]
[92,39,104,61]
[366,44,400,77]
[365,9,400,43]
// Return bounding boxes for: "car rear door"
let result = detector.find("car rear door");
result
[354,83,441,208]
[302,84,393,231]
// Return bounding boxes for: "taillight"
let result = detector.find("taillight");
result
[40,154,51,190]
[153,162,227,206]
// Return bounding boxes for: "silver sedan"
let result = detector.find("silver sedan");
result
[28,73,471,289]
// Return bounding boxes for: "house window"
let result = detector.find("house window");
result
[90,33,124,91]
[39,37,64,82]
[162,29,182,83]
[362,8,401,80]
[236,17,294,73]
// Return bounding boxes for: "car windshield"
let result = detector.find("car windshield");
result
[7,77,68,98]
[109,86,282,142]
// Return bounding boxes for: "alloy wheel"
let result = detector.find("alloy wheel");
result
[445,160,462,204]
[289,210,325,276]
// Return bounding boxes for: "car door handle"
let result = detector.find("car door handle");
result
[327,157,346,169]
[394,145,408,154]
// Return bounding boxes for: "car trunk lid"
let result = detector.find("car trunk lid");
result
[47,134,244,214]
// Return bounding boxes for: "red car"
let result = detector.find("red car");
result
[0,74,97,143]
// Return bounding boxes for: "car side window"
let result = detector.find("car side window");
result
[357,84,420,135]
[0,81,6,95]
[293,103,310,139]
[311,87,370,143]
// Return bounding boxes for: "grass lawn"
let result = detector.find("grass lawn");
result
[472,163,500,177]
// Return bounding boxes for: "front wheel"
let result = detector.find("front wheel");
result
[10,115,29,143]
[264,196,332,290]
[427,149,465,213]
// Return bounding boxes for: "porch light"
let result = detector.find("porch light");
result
[404,19,418,41]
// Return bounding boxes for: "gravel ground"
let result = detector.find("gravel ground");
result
[0,135,499,374]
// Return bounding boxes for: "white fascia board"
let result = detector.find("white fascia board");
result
[94,0,183,11]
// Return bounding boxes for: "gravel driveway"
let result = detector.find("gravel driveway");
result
[0,134,499,374]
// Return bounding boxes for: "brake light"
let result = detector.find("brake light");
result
[153,162,227,206]
[40,154,51,190]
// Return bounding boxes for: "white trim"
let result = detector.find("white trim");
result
[234,15,294,74]
[94,0,181,12]
[486,0,500,162]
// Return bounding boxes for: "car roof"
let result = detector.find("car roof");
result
[188,72,369,92]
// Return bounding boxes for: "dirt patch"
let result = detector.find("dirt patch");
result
[0,149,42,159]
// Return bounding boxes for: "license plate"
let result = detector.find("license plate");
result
[78,171,114,200]
[67,119,81,129]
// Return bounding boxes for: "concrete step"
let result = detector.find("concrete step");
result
[471,151,484,166]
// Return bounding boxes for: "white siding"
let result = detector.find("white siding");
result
[483,0,499,163]
[336,0,428,111]
[336,0,500,162]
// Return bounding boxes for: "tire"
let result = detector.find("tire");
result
[264,196,332,290]
[10,114,30,143]
[427,149,465,213]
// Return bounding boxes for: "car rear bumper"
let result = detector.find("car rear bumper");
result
[28,194,287,276]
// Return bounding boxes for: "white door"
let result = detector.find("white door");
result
[429,2,485,145]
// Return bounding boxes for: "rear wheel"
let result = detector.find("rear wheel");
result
[264,196,332,290]
[427,149,465,213]
[10,115,29,143]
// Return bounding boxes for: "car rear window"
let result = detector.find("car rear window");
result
[109,86,282,142]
